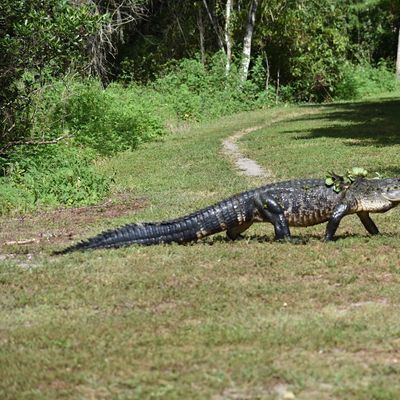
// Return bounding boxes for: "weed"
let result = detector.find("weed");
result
[0,145,110,214]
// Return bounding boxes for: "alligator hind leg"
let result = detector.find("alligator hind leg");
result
[227,222,252,240]
[357,211,379,235]
[254,193,291,240]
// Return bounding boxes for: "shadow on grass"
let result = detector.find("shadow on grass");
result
[284,96,398,151]
[200,231,400,246]
[285,97,400,176]
[295,97,400,144]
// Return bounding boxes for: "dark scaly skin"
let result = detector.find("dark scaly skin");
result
[55,177,400,254]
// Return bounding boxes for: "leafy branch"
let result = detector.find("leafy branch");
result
[0,134,73,155]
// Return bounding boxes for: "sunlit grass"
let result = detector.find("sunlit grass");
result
[1,96,400,399]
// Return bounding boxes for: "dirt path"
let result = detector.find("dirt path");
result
[222,109,318,180]
[222,125,271,178]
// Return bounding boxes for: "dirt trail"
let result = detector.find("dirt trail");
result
[222,125,271,178]
[222,109,318,180]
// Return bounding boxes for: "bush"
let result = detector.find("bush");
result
[335,61,397,100]
[151,54,274,122]
[0,145,110,215]
[29,79,166,156]
[0,183,35,216]
[0,76,159,214]
[0,0,103,147]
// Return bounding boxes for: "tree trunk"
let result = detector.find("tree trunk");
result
[225,0,233,73]
[197,5,206,64]
[396,27,400,80]
[276,69,280,104]
[240,0,258,82]
[263,50,270,92]
[202,0,225,52]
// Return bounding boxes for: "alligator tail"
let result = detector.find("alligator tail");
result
[54,194,251,254]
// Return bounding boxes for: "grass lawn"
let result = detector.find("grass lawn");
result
[1,94,400,399]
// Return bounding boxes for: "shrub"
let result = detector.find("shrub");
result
[0,0,103,151]
[335,61,397,100]
[27,78,166,156]
[152,54,274,121]
[0,76,166,214]
[0,144,110,215]
[0,55,277,215]
[0,183,35,215]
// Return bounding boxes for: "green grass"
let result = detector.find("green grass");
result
[1,95,400,399]
[240,96,400,179]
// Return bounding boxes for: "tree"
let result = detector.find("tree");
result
[85,0,149,82]
[241,0,258,81]
[0,0,103,151]
[224,0,234,73]
[197,3,206,64]
[202,0,225,52]
[397,27,400,79]
[0,0,151,155]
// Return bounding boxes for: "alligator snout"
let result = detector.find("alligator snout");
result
[382,190,400,202]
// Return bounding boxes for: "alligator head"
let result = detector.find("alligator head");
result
[353,177,400,213]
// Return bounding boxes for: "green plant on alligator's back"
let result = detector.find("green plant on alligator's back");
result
[325,167,370,193]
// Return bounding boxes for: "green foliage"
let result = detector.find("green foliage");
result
[256,0,399,102]
[335,61,397,100]
[250,55,268,92]
[325,168,370,193]
[0,183,34,216]
[345,0,400,62]
[115,0,399,103]
[152,54,272,121]
[0,145,110,215]
[279,1,349,101]
[116,1,201,82]
[23,78,165,156]
[2,0,399,216]
[0,75,166,214]
[62,81,165,155]
[0,0,103,143]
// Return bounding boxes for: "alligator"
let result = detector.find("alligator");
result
[55,176,400,254]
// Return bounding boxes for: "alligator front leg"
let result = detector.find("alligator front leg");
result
[325,203,350,241]
[254,193,291,240]
[357,211,379,235]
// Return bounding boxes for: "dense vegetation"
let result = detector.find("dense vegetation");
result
[0,0,399,213]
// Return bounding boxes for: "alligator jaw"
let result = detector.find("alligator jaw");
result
[382,190,400,202]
